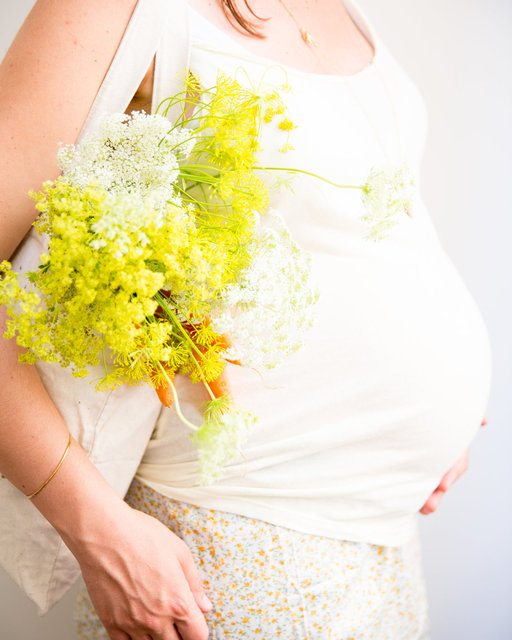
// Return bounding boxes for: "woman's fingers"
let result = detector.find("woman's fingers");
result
[154,627,186,640]
[167,628,185,640]
[157,574,209,640]
[107,631,131,640]
[77,506,211,640]
[120,569,209,640]
[176,539,213,613]
[173,601,210,640]
[134,630,182,640]
[419,448,471,515]
[438,449,470,492]
[419,489,444,515]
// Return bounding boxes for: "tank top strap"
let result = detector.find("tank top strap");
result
[151,0,191,121]
[77,0,190,143]
[342,0,380,55]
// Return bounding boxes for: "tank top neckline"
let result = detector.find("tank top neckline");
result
[187,0,380,82]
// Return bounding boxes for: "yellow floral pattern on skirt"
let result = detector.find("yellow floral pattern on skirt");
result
[74,477,430,639]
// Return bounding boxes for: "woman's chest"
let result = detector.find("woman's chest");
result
[125,56,155,115]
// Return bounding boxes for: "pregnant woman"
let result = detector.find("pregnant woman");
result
[0,0,491,638]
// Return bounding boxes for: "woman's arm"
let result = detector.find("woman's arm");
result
[0,2,210,638]
[1,0,139,260]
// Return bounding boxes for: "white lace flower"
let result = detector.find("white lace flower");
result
[192,409,258,485]
[210,208,320,370]
[58,111,193,209]
[361,163,416,241]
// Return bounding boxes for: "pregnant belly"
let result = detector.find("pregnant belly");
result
[155,231,492,511]
[224,240,492,484]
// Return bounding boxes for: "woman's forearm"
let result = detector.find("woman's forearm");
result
[0,308,212,640]
[0,0,140,538]
[0,305,125,545]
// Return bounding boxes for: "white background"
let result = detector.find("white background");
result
[1,1,511,638]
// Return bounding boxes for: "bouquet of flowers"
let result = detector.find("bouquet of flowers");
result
[0,70,415,483]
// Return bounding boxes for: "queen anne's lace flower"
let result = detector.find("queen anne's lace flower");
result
[361,164,416,240]
[192,408,258,484]
[210,209,320,370]
[58,111,194,207]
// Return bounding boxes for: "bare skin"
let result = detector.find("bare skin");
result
[419,417,487,515]
[125,0,376,116]
[186,0,375,76]
[0,1,476,638]
[420,448,471,514]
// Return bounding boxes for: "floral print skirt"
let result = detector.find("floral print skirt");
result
[74,477,430,639]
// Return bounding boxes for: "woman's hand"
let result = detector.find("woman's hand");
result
[25,438,212,640]
[76,503,212,640]
[419,416,487,515]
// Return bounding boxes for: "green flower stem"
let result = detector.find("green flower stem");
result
[179,186,228,215]
[156,361,199,432]
[178,166,225,188]
[249,366,281,390]
[254,165,362,190]
[101,347,108,378]
[153,292,203,360]
[159,90,216,121]
[153,291,217,401]
[188,352,217,402]
[165,133,198,154]
[182,162,361,194]
[161,93,254,129]
[180,162,224,172]
[178,171,218,185]
[172,181,203,202]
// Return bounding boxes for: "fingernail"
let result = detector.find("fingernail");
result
[202,594,213,610]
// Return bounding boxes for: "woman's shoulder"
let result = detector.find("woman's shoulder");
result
[0,0,140,261]
[3,0,140,138]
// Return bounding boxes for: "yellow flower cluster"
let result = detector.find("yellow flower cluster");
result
[1,179,236,386]
[0,70,301,482]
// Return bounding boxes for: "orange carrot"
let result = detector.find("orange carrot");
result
[208,368,232,400]
[153,366,175,407]
[216,333,241,366]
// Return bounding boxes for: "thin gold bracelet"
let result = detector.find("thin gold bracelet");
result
[26,433,72,500]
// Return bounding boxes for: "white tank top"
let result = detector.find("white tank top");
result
[136,0,493,546]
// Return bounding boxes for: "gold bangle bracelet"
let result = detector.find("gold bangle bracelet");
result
[26,433,72,500]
